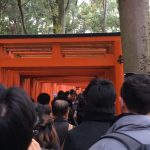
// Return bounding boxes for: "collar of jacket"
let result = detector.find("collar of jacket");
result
[113,113,134,123]
[54,117,68,122]
[108,114,150,133]
[83,111,116,123]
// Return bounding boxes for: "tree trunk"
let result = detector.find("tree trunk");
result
[17,0,28,34]
[118,0,150,73]
[58,0,65,33]
[53,0,65,34]
[102,0,107,32]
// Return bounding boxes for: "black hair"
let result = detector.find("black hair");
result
[37,93,50,105]
[84,78,116,114]
[52,100,69,117]
[64,91,70,97]
[76,93,86,124]
[77,93,86,109]
[69,89,77,95]
[121,74,150,114]
[56,90,66,100]
[0,87,36,150]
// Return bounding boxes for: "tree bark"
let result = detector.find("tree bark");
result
[65,0,70,12]
[102,0,107,32]
[58,0,65,33]
[118,0,150,73]
[52,0,65,34]
[17,0,28,34]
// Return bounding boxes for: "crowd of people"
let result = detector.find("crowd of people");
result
[0,74,150,150]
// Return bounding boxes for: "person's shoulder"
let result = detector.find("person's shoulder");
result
[68,123,75,131]
[67,125,79,135]
[66,123,86,140]
[89,138,127,150]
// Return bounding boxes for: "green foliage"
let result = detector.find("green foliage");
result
[0,0,120,34]
[0,0,22,34]
[106,0,120,32]
[65,0,120,33]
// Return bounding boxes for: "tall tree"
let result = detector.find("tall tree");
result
[17,0,28,34]
[49,0,70,33]
[102,0,107,32]
[118,0,150,73]
[0,0,120,34]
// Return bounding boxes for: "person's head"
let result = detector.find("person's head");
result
[52,100,69,119]
[121,74,150,115]
[34,104,59,149]
[56,90,66,100]
[64,91,70,100]
[68,89,77,101]
[0,87,36,150]
[34,104,51,125]
[84,78,116,114]
[37,93,50,105]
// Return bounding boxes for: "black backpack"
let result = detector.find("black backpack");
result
[101,132,150,150]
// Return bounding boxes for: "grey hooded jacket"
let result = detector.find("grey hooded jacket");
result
[89,115,150,150]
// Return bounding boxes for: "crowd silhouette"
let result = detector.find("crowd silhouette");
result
[1,74,150,150]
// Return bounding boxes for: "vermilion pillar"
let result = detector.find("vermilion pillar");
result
[114,40,124,114]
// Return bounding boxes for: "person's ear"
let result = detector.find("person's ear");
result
[64,110,69,119]
[120,97,129,113]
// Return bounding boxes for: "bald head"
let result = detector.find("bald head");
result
[52,100,69,117]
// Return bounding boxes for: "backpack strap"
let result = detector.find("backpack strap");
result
[101,132,141,150]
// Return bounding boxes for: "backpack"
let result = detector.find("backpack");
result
[100,132,150,150]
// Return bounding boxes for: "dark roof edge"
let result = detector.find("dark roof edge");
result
[0,32,120,39]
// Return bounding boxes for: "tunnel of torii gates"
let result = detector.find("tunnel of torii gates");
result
[0,33,124,114]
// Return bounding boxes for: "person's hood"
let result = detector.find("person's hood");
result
[107,114,150,133]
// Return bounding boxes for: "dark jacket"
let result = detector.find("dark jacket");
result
[90,115,150,150]
[63,112,115,150]
[54,117,70,147]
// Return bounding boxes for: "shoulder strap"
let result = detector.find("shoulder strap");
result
[101,132,141,150]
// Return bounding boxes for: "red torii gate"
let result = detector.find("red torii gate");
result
[0,33,124,114]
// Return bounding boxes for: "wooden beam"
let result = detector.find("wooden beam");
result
[42,82,88,88]
[52,44,62,59]
[0,54,115,67]
[0,36,121,44]
[35,76,94,83]
[14,68,110,77]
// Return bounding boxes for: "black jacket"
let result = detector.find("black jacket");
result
[54,117,69,147]
[63,112,115,150]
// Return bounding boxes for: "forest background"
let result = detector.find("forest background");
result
[1,0,150,73]
[0,0,119,34]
